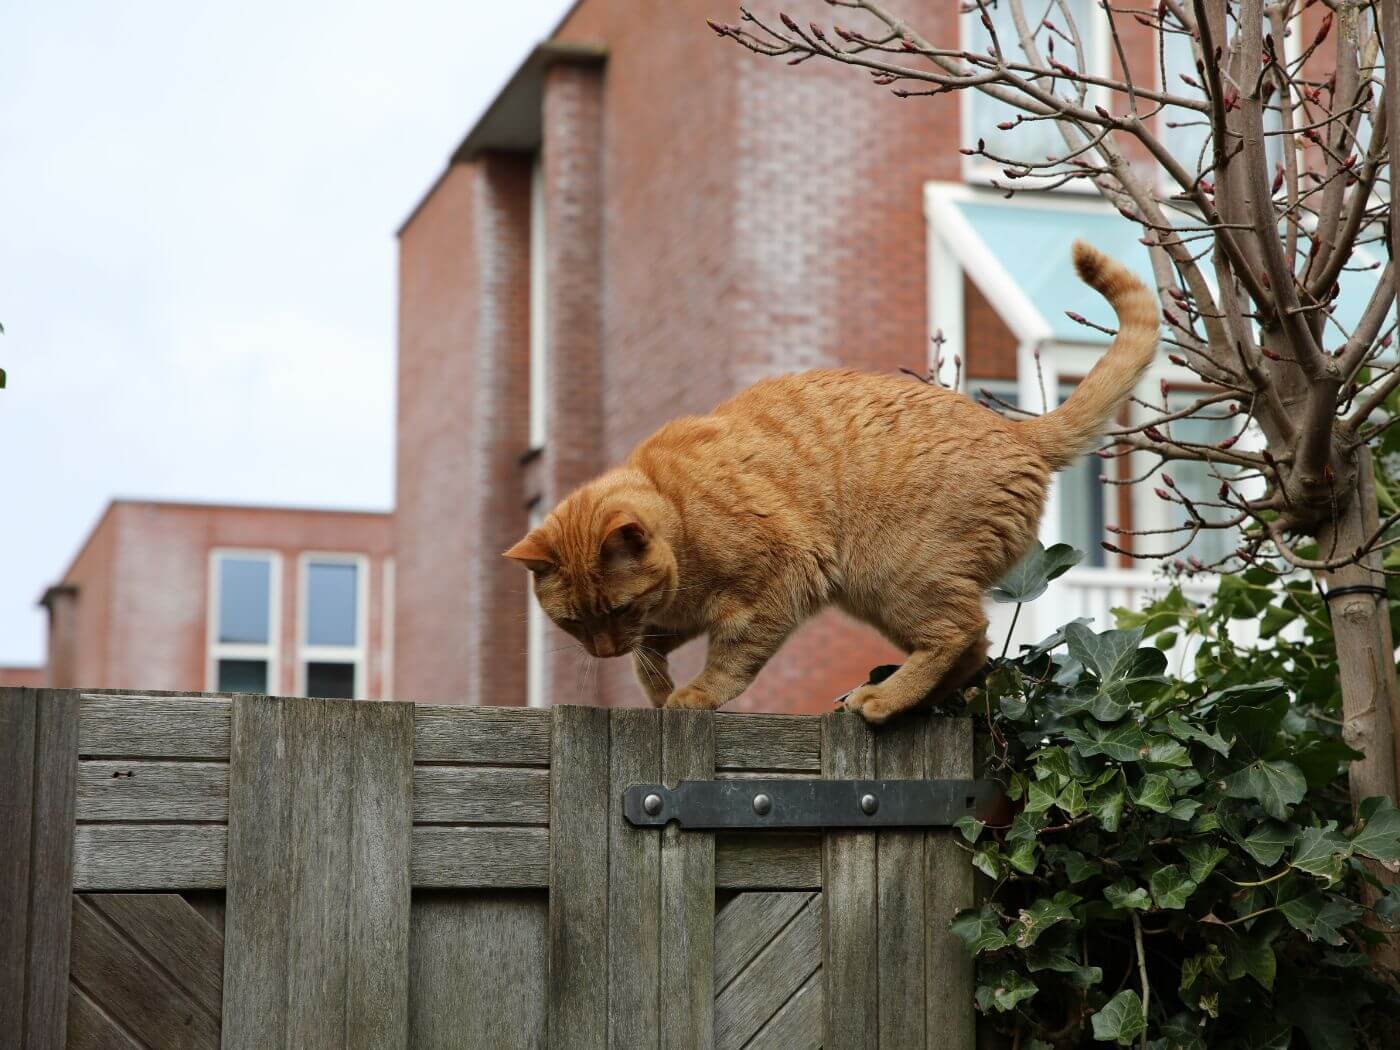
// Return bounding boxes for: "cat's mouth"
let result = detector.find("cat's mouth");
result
[585,636,634,659]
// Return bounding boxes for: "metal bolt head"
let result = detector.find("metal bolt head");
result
[643,793,664,816]
[752,793,772,816]
[860,793,879,815]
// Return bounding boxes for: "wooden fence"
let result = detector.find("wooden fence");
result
[1,687,975,1049]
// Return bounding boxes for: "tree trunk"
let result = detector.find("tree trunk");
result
[1318,447,1400,964]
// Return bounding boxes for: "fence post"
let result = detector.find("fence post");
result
[926,718,976,1048]
[0,687,78,1050]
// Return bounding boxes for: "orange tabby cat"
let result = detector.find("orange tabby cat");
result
[505,242,1158,722]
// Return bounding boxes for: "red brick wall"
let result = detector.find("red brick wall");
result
[396,158,533,705]
[0,666,45,688]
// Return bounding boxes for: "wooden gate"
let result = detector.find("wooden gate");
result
[1,687,974,1049]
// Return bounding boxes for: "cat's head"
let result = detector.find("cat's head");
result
[503,498,677,659]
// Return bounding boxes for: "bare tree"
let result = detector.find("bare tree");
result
[712,0,1397,869]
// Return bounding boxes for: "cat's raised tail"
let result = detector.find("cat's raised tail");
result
[1021,240,1160,470]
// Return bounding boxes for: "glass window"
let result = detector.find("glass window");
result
[218,557,271,644]
[306,661,356,700]
[217,658,267,694]
[1160,13,1282,177]
[964,0,1099,168]
[1166,397,1239,565]
[306,561,358,647]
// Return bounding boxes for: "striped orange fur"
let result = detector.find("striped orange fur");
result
[505,242,1159,722]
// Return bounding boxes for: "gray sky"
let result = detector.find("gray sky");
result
[0,0,571,664]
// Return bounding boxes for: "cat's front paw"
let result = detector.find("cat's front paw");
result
[665,685,719,711]
[843,685,896,724]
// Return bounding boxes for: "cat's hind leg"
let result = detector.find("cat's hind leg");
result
[845,593,988,724]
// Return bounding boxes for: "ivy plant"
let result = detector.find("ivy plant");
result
[937,544,1400,1049]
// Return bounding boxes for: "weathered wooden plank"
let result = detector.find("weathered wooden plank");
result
[409,892,548,1050]
[27,690,78,1050]
[87,893,224,1019]
[224,696,415,1050]
[745,970,823,1050]
[0,687,37,1046]
[822,711,878,1049]
[66,984,142,1050]
[74,824,227,890]
[714,834,822,890]
[876,717,927,1050]
[713,713,821,771]
[412,765,550,824]
[347,701,414,1050]
[222,694,291,1050]
[411,827,549,887]
[715,891,815,991]
[69,894,220,1050]
[926,718,976,1050]
[183,891,226,936]
[549,705,609,1050]
[660,710,715,1050]
[607,709,661,1050]
[715,894,823,1050]
[78,695,231,758]
[76,759,229,822]
[412,704,551,765]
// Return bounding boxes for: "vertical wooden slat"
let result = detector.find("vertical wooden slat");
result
[348,701,413,1050]
[28,690,79,1050]
[224,696,412,1050]
[925,718,975,1049]
[875,718,926,1050]
[549,705,609,1050]
[822,711,877,1049]
[0,687,38,1046]
[224,695,291,1050]
[660,710,715,1050]
[607,709,661,1050]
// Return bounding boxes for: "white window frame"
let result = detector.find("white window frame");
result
[206,549,282,694]
[526,503,548,709]
[959,0,1110,189]
[381,556,396,701]
[296,552,370,700]
[528,156,548,451]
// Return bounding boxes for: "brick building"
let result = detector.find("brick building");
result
[30,500,394,698]
[393,0,1369,712]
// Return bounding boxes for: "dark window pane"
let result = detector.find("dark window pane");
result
[218,557,271,644]
[306,562,358,647]
[217,659,267,694]
[306,661,355,699]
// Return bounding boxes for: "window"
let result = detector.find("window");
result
[208,551,280,694]
[962,0,1105,180]
[529,157,548,451]
[526,502,548,709]
[1159,12,1283,177]
[1162,394,1239,566]
[297,554,367,699]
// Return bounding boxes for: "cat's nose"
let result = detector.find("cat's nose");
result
[593,634,616,657]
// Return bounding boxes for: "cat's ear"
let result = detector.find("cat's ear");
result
[600,511,648,560]
[503,533,555,574]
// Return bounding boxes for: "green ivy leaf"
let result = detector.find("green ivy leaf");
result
[954,815,984,844]
[1008,809,1046,843]
[949,906,1008,954]
[1351,795,1400,862]
[1166,712,1233,756]
[1223,760,1306,820]
[1057,779,1087,817]
[1095,723,1151,763]
[1090,989,1146,1045]
[1046,846,1102,883]
[990,541,1084,603]
[1104,878,1151,911]
[972,842,1005,879]
[1089,776,1127,832]
[1168,797,1202,822]
[1240,821,1296,867]
[1238,930,1276,990]
[1180,841,1229,883]
[1132,773,1174,813]
[1150,865,1199,909]
[1375,886,1400,929]
[1024,778,1059,814]
[1007,840,1039,874]
[1144,737,1193,768]
[1014,892,1081,948]
[1289,824,1351,885]
[976,968,1039,1012]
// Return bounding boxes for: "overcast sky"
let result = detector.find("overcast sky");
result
[0,1,572,664]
